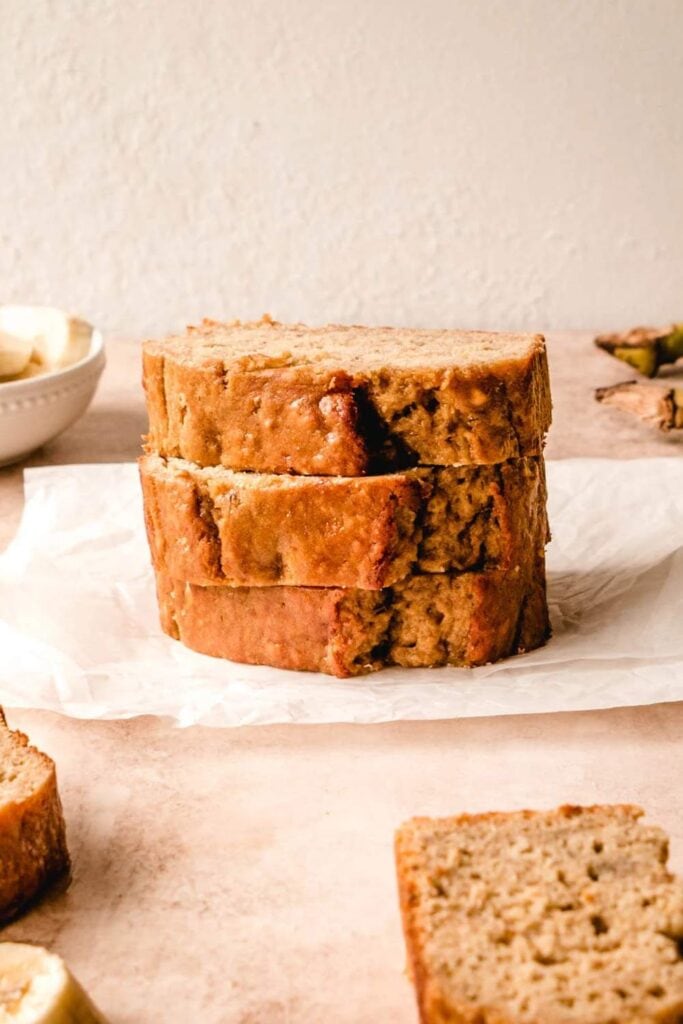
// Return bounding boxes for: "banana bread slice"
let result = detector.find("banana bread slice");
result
[154,559,549,676]
[0,711,70,923]
[140,454,549,589]
[143,319,551,475]
[395,805,683,1024]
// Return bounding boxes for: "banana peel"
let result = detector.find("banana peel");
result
[594,324,683,377]
[595,380,683,431]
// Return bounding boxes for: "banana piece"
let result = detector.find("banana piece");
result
[0,331,32,380]
[0,308,92,375]
[594,323,683,377]
[14,360,45,381]
[0,943,107,1024]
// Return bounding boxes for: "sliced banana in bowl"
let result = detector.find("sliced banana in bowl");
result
[0,332,33,380]
[0,308,94,383]
[0,306,105,467]
[0,943,107,1024]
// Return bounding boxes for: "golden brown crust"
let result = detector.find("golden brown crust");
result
[140,455,549,589]
[154,559,549,677]
[0,720,70,923]
[142,323,551,474]
[143,350,370,475]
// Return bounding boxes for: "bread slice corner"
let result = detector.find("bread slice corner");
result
[0,711,70,923]
[395,803,683,1023]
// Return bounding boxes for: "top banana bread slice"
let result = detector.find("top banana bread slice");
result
[0,710,70,923]
[395,804,683,1024]
[143,318,551,475]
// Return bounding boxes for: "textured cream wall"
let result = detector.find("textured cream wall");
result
[1,0,682,335]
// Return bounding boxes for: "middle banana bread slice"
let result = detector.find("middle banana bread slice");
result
[140,454,548,590]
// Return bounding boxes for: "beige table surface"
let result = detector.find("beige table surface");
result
[1,332,682,1023]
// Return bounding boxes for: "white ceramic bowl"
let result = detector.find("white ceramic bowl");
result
[0,319,105,467]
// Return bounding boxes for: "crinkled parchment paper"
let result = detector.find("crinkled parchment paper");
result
[1,459,682,726]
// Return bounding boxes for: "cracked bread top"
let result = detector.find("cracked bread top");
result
[143,319,552,474]
[145,318,546,372]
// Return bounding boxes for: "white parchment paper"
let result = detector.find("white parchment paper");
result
[1,458,682,726]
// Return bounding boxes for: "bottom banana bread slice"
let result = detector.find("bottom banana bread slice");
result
[155,562,549,677]
[395,805,683,1024]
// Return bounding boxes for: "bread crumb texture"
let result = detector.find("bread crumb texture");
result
[395,804,683,1024]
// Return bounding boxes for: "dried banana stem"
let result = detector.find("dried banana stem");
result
[595,380,683,431]
[594,324,683,377]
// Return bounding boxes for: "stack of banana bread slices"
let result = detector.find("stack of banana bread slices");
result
[140,319,552,677]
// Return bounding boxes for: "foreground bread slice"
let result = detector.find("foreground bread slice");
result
[395,805,683,1024]
[143,319,551,474]
[0,942,107,1022]
[155,560,549,676]
[140,454,548,589]
[0,712,69,923]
